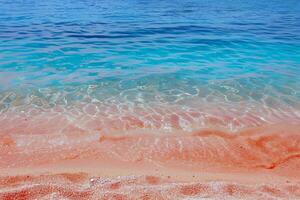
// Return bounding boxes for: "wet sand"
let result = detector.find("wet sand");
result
[1,122,300,199]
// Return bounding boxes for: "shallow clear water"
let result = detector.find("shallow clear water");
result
[1,0,300,131]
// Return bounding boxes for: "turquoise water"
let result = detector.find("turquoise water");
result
[0,0,300,130]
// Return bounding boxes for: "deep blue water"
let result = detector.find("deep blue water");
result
[0,0,300,111]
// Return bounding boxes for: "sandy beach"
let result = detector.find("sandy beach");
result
[1,123,300,199]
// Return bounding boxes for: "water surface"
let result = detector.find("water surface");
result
[1,0,300,131]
